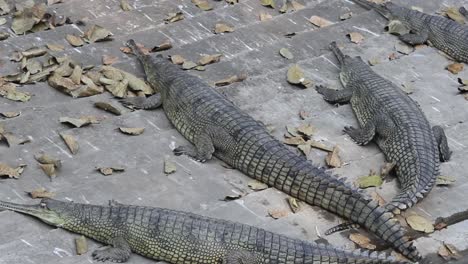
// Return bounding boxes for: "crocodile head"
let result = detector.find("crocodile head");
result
[0,198,69,227]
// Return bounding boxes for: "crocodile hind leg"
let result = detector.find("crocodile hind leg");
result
[92,236,132,263]
[399,29,429,45]
[173,131,215,162]
[343,122,376,145]
[120,94,162,110]
[433,125,452,162]
[315,85,352,104]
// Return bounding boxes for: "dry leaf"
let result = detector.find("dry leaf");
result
[368,57,381,66]
[340,12,353,20]
[309,140,334,152]
[285,125,299,137]
[21,47,47,58]
[395,42,414,55]
[348,32,364,44]
[0,82,31,102]
[288,197,301,213]
[0,0,11,15]
[371,191,386,206]
[192,0,213,11]
[357,174,383,188]
[47,0,63,5]
[29,188,55,199]
[349,233,376,250]
[287,64,311,88]
[94,101,123,115]
[120,0,132,11]
[1,112,20,118]
[164,159,177,174]
[443,7,466,24]
[214,23,234,34]
[283,136,306,146]
[248,180,268,191]
[436,176,456,186]
[406,214,434,233]
[386,20,410,36]
[438,243,461,260]
[297,144,311,156]
[182,61,197,70]
[60,133,79,154]
[102,55,119,65]
[119,127,145,135]
[447,63,464,74]
[259,12,272,21]
[289,0,305,11]
[97,166,125,176]
[164,12,184,23]
[170,55,185,65]
[0,17,5,26]
[279,48,294,59]
[325,146,341,168]
[104,67,153,95]
[198,54,222,66]
[151,39,172,52]
[0,163,24,178]
[46,43,65,51]
[59,116,101,128]
[214,74,247,86]
[35,153,62,168]
[120,46,132,54]
[48,73,80,95]
[296,123,315,137]
[66,34,84,47]
[309,16,333,27]
[39,163,56,178]
[268,209,288,219]
[70,65,82,84]
[260,0,275,8]
[75,236,88,255]
[0,31,9,40]
[83,25,112,43]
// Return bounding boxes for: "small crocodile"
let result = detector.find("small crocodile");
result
[351,0,468,63]
[0,199,409,264]
[120,39,420,261]
[316,42,451,213]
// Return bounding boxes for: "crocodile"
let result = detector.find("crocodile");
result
[460,7,468,18]
[0,198,410,264]
[119,39,420,261]
[351,0,468,63]
[316,42,451,214]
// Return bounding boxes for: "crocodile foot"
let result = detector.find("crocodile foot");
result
[173,146,207,163]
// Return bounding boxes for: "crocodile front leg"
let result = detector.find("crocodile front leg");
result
[315,85,352,104]
[92,236,132,263]
[433,125,452,161]
[120,94,162,110]
[399,29,429,45]
[173,130,215,162]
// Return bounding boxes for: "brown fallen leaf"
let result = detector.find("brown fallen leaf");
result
[340,12,353,20]
[214,74,247,86]
[59,116,101,128]
[48,73,80,95]
[39,163,56,178]
[309,16,333,27]
[170,54,185,65]
[447,63,464,74]
[443,7,466,24]
[66,34,84,47]
[1,112,20,118]
[248,180,268,191]
[120,46,132,54]
[395,42,414,55]
[438,243,462,261]
[268,208,288,219]
[28,188,55,199]
[182,60,197,70]
[259,12,273,21]
[0,31,9,40]
[21,47,47,58]
[192,0,213,11]
[260,0,275,8]
[287,197,301,213]
[46,43,65,51]
[101,66,153,95]
[97,166,125,176]
[296,123,315,137]
[75,236,88,255]
[198,54,222,66]
[0,163,25,178]
[35,153,62,168]
[436,176,456,186]
[286,64,312,88]
[94,101,123,115]
[151,39,172,52]
[368,57,381,66]
[406,214,434,233]
[283,136,306,146]
[120,0,132,11]
[0,0,11,15]
[60,133,79,155]
[70,65,82,85]
[214,23,234,34]
[164,159,177,174]
[297,144,311,156]
[119,127,145,135]
[0,82,31,102]
[386,20,410,36]
[102,55,119,65]
[307,140,334,152]
[325,146,341,168]
[83,24,113,43]
[279,48,294,59]
[349,233,376,250]
[164,11,184,23]
[348,32,364,44]
[371,191,386,206]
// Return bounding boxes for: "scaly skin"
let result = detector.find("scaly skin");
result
[0,199,410,264]
[316,42,451,213]
[120,39,420,261]
[352,0,468,63]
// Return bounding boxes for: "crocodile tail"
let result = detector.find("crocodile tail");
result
[386,178,436,213]
[126,39,149,61]
[329,41,346,65]
[350,0,391,18]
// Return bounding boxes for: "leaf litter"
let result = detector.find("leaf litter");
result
[119,127,145,135]
[0,163,26,179]
[287,64,312,88]
[28,188,55,199]
[97,166,125,176]
[406,214,434,233]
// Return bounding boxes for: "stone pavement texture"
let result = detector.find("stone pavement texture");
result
[0,0,468,263]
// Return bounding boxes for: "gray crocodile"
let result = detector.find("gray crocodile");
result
[0,198,409,264]
[316,42,451,213]
[351,0,468,63]
[120,39,420,261]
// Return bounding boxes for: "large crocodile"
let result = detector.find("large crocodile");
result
[120,39,419,261]
[0,198,409,264]
[316,42,451,213]
[351,0,468,63]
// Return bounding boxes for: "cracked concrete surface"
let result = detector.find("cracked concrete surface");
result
[0,0,468,263]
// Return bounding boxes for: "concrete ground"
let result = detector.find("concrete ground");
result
[1,0,468,263]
